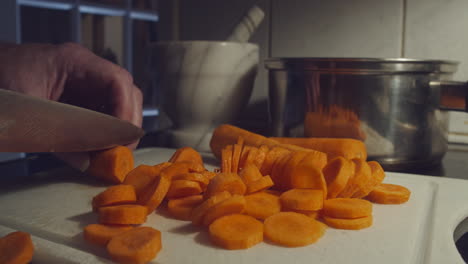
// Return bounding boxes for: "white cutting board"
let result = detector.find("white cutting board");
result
[0,147,467,264]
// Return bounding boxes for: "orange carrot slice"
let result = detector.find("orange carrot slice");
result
[280,189,324,211]
[323,198,372,219]
[169,147,203,166]
[98,204,148,225]
[172,172,209,190]
[270,152,293,190]
[264,212,326,247]
[253,145,269,169]
[323,215,373,230]
[204,173,246,198]
[366,183,411,204]
[286,210,319,219]
[92,185,137,211]
[201,171,217,180]
[123,163,171,198]
[290,153,328,198]
[279,151,309,191]
[83,224,133,247]
[244,192,281,220]
[87,146,134,184]
[166,180,202,199]
[167,195,204,221]
[260,147,291,176]
[221,145,233,173]
[238,145,254,171]
[322,157,352,199]
[138,175,171,214]
[244,147,260,168]
[239,163,263,184]
[246,176,274,194]
[352,161,386,198]
[191,191,232,226]
[0,231,34,264]
[202,195,246,226]
[339,159,371,198]
[209,214,263,250]
[231,143,243,173]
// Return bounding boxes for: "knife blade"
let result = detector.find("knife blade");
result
[0,89,145,152]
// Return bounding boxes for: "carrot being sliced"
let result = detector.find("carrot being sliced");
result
[323,215,373,230]
[238,145,254,171]
[352,161,386,198]
[270,152,293,190]
[339,159,371,198]
[0,231,34,264]
[166,180,202,199]
[290,153,328,198]
[172,173,209,190]
[92,184,137,211]
[209,214,263,250]
[239,163,263,184]
[191,191,232,226]
[253,145,269,169]
[87,146,134,184]
[264,212,326,247]
[167,195,204,221]
[261,147,291,176]
[107,227,162,264]
[202,195,246,226]
[280,151,309,189]
[83,224,133,247]
[246,176,274,194]
[98,204,148,225]
[123,163,171,198]
[366,183,411,204]
[322,157,352,199]
[221,145,233,173]
[137,175,171,214]
[231,144,243,173]
[322,198,372,219]
[204,173,246,198]
[169,147,203,166]
[244,192,281,220]
[244,147,260,169]
[280,189,324,211]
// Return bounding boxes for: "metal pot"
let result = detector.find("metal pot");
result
[265,58,468,171]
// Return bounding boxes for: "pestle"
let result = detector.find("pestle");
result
[227,5,265,43]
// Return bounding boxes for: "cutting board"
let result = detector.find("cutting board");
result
[0,147,467,264]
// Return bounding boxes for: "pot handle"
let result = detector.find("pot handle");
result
[430,80,468,112]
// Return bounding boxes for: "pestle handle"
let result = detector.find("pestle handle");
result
[227,5,265,42]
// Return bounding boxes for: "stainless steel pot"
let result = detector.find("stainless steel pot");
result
[265,58,468,171]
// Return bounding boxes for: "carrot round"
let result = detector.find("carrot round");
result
[169,146,203,166]
[92,184,137,211]
[287,210,319,219]
[83,224,133,247]
[87,146,134,184]
[323,215,373,230]
[123,163,171,197]
[279,151,309,190]
[290,153,328,198]
[244,192,281,220]
[260,147,291,177]
[238,145,254,171]
[264,212,326,247]
[322,157,352,199]
[137,175,171,214]
[160,162,194,180]
[246,175,274,194]
[366,183,411,204]
[239,163,263,184]
[98,204,148,225]
[322,198,372,219]
[253,145,269,170]
[231,143,243,173]
[107,227,162,264]
[221,145,233,173]
[202,195,246,226]
[0,231,34,264]
[166,180,202,199]
[209,214,263,250]
[269,152,293,190]
[191,191,232,226]
[167,195,204,221]
[352,161,386,198]
[338,159,371,198]
[280,189,324,211]
[204,173,246,198]
[172,173,209,190]
[201,171,217,180]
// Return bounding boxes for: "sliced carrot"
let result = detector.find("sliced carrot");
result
[323,215,373,230]
[0,231,34,264]
[339,159,371,198]
[180,160,206,173]
[209,214,263,250]
[264,212,326,247]
[83,224,133,247]
[244,192,281,220]
[322,198,372,219]
[260,146,291,176]
[263,189,283,196]
[231,143,243,173]
[269,152,293,190]
[202,195,246,226]
[159,162,200,180]
[204,173,246,198]
[244,147,260,168]
[107,227,162,264]
[191,191,232,226]
[322,157,352,199]
[167,195,204,221]
[253,145,269,169]
[238,145,254,171]
[287,210,319,219]
[166,180,202,199]
[169,146,203,166]
[201,170,217,180]
[277,151,309,190]
[238,163,263,184]
[290,153,328,198]
[221,145,233,173]
[366,183,411,204]
[352,161,386,198]
[246,175,274,194]
[92,184,137,211]
[123,163,171,198]
[236,136,245,146]
[98,204,148,225]
[137,175,171,214]
[87,146,134,184]
[280,189,324,211]
[172,172,209,190]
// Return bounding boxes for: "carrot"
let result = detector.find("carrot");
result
[238,145,254,171]
[209,214,263,250]
[322,157,353,199]
[366,183,411,204]
[201,170,217,180]
[260,146,291,176]
[123,163,171,198]
[244,147,260,168]
[264,189,283,196]
[167,195,204,221]
[244,192,281,220]
[322,198,372,219]
[191,191,232,226]
[271,137,367,160]
[246,176,274,194]
[0,231,34,264]
[172,173,209,190]
[202,195,246,226]
[169,146,203,166]
[160,162,201,180]
[277,151,309,190]
[352,161,386,198]
[287,210,319,219]
[204,173,246,198]
[231,143,243,173]
[98,204,148,225]
[137,175,171,213]
[323,215,373,230]
[87,146,134,184]
[107,226,162,264]
[92,185,137,211]
[238,163,263,184]
[264,212,326,247]
[269,152,293,190]
[253,145,269,169]
[83,224,133,247]
[290,152,328,197]
[221,145,233,173]
[338,159,371,198]
[280,189,324,211]
[166,180,202,199]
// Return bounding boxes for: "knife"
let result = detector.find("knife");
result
[0,89,145,152]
